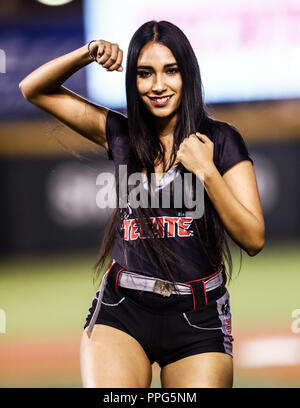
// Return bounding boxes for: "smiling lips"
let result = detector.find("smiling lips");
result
[147,94,174,106]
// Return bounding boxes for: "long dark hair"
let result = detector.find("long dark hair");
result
[93,20,235,286]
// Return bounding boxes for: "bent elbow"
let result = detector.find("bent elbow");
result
[18,80,25,92]
[246,222,265,257]
[246,238,265,257]
[19,81,35,101]
[19,81,28,99]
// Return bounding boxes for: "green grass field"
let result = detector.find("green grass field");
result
[0,239,299,387]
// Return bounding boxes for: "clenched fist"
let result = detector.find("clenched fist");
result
[176,132,215,177]
[88,40,123,72]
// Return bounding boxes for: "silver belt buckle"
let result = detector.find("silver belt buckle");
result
[153,279,174,297]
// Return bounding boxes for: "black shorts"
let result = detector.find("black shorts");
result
[84,262,234,368]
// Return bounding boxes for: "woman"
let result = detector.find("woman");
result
[19,20,265,388]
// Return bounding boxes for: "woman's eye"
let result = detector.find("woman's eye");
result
[167,68,179,75]
[137,71,151,78]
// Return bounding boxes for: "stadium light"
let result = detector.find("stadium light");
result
[36,0,74,6]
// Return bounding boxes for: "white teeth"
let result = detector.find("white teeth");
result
[151,96,171,103]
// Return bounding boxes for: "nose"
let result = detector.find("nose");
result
[152,73,167,93]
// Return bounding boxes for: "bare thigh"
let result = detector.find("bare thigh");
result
[160,352,233,388]
[80,325,152,388]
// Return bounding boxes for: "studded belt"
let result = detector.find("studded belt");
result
[118,269,223,297]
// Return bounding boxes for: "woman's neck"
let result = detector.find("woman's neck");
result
[155,112,177,140]
[153,113,179,167]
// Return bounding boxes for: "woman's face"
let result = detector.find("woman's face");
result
[136,42,182,119]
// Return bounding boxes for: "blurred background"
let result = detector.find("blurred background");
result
[0,0,300,388]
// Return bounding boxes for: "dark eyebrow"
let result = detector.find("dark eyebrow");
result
[165,63,178,68]
[137,63,178,69]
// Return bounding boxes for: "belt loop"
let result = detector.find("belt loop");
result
[115,267,125,292]
[184,264,224,309]
[186,280,207,310]
[105,261,125,291]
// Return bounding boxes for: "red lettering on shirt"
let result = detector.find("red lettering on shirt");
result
[129,219,139,240]
[164,217,179,237]
[139,224,148,239]
[152,217,164,238]
[122,219,131,240]
[178,217,193,237]
[121,216,193,241]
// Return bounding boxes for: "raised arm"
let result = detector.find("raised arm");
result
[18,40,123,149]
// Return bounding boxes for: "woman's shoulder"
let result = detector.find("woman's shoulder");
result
[105,109,131,163]
[205,116,253,175]
[205,116,242,142]
[106,109,129,134]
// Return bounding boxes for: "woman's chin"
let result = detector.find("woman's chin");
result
[149,107,177,119]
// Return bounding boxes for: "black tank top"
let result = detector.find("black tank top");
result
[105,109,253,282]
